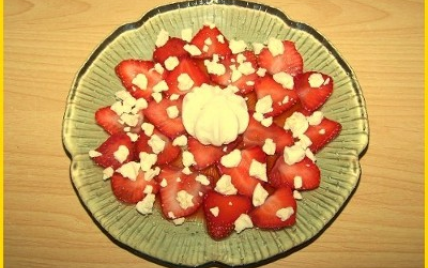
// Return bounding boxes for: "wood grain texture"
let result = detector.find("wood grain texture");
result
[4,0,423,268]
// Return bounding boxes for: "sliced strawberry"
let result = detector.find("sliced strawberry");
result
[156,167,213,219]
[218,146,267,197]
[92,133,135,169]
[254,75,298,117]
[210,50,259,95]
[245,91,258,111]
[304,117,341,153]
[165,58,210,96]
[249,187,297,229]
[199,165,221,181]
[269,157,320,190]
[135,129,180,165]
[203,191,252,240]
[266,155,280,173]
[294,72,333,112]
[110,169,160,204]
[187,137,225,170]
[143,97,185,139]
[153,37,189,65]
[243,115,294,154]
[193,58,211,79]
[273,101,308,127]
[95,106,145,135]
[95,106,123,135]
[115,59,167,100]
[187,136,242,170]
[190,26,231,59]
[257,40,303,76]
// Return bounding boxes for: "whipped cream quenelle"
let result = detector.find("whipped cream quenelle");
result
[182,84,249,146]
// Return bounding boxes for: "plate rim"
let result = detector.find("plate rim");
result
[62,0,369,267]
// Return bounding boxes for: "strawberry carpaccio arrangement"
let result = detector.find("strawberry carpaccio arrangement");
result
[88,23,342,240]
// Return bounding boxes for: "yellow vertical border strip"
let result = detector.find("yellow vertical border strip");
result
[424,2,428,268]
[0,0,3,267]
[425,1,427,266]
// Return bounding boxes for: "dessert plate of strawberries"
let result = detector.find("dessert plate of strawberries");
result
[62,0,369,266]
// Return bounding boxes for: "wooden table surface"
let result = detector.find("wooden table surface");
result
[5,0,424,267]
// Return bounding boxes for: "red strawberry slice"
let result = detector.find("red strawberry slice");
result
[193,58,211,79]
[91,133,135,169]
[243,115,294,154]
[190,26,231,59]
[294,72,333,112]
[95,106,123,135]
[115,59,167,100]
[135,129,181,165]
[218,146,267,197]
[254,75,298,117]
[165,58,210,96]
[266,155,280,173]
[245,91,258,111]
[210,50,259,95]
[203,191,252,240]
[249,187,297,229]
[95,106,145,135]
[187,136,242,170]
[143,97,185,139]
[269,157,320,190]
[199,165,220,181]
[156,167,213,219]
[257,40,303,76]
[304,117,341,153]
[110,169,160,204]
[249,187,297,230]
[153,37,190,65]
[273,101,309,127]
[187,137,224,170]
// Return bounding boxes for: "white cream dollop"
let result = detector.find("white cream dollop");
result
[182,84,249,146]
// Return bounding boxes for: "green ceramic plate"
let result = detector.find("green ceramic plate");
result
[62,0,369,266]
